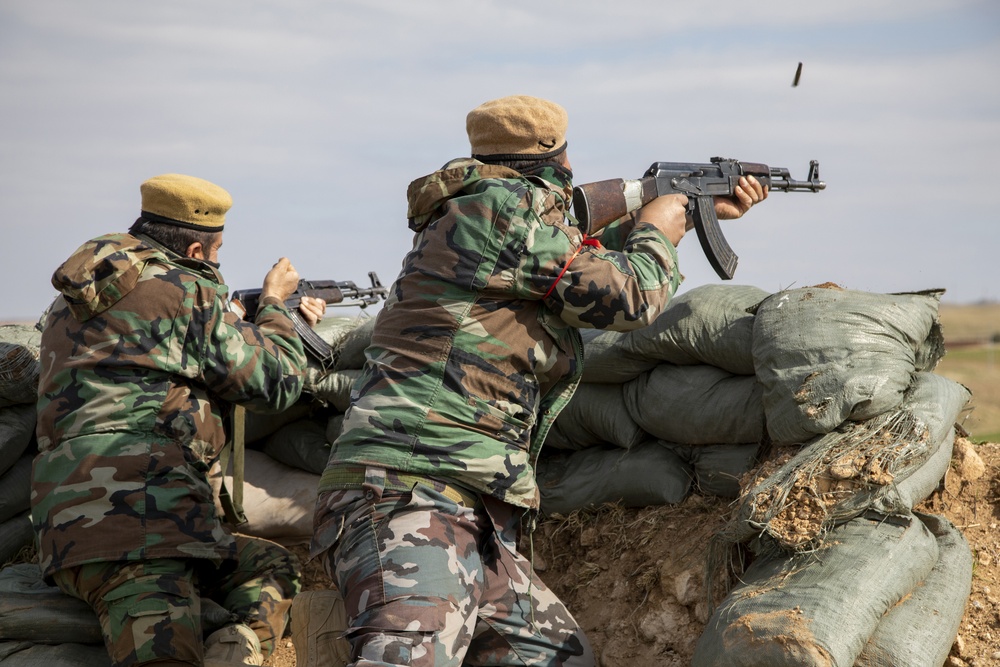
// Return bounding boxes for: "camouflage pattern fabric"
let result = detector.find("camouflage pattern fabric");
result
[313,469,594,666]
[51,534,301,666]
[32,231,307,579]
[317,159,681,510]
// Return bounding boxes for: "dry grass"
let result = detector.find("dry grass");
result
[938,302,1000,343]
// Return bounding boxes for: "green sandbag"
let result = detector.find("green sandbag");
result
[752,287,944,444]
[623,364,765,445]
[0,513,33,566]
[537,442,692,516]
[580,329,657,384]
[0,452,32,524]
[0,641,111,667]
[0,405,36,477]
[694,512,939,667]
[622,284,768,375]
[544,382,647,451]
[0,564,103,644]
[855,512,972,667]
[261,418,330,475]
[659,442,760,498]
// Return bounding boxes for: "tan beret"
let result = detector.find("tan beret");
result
[139,173,232,230]
[467,95,568,159]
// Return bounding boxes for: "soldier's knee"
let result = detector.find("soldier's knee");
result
[100,571,202,665]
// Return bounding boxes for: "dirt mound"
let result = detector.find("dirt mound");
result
[268,439,1000,667]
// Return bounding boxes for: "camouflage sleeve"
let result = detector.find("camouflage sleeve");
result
[196,290,307,413]
[514,198,682,331]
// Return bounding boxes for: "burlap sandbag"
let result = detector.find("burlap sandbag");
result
[751,286,944,444]
[0,324,42,408]
[855,512,972,667]
[622,284,768,375]
[544,382,647,451]
[212,450,320,546]
[694,512,939,667]
[623,364,765,445]
[537,442,693,516]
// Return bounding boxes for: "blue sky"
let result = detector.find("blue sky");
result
[2,0,998,320]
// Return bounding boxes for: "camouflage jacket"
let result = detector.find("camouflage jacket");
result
[32,233,306,577]
[317,159,681,510]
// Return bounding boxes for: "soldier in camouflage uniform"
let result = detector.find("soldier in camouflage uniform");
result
[309,96,766,666]
[31,173,325,667]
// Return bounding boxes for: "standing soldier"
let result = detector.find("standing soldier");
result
[31,173,324,667]
[305,96,766,666]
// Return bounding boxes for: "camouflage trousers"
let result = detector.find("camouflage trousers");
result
[312,467,595,667]
[51,534,301,667]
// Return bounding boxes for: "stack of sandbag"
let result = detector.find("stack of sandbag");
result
[537,285,953,513]
[538,284,770,514]
[0,324,42,564]
[536,283,972,664]
[0,562,108,666]
[693,511,971,667]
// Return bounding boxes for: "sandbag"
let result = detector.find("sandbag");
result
[879,428,954,513]
[213,449,320,546]
[537,442,692,516]
[0,404,36,477]
[855,512,972,667]
[0,563,103,644]
[261,418,331,475]
[580,329,657,384]
[622,284,768,375]
[659,442,760,499]
[333,316,377,371]
[725,372,971,553]
[0,451,33,524]
[752,287,944,444]
[544,382,647,451]
[694,512,939,667]
[0,641,111,667]
[243,402,311,446]
[0,324,42,408]
[0,512,34,566]
[623,365,765,445]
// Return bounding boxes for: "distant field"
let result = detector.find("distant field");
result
[936,302,1000,441]
[939,301,1000,343]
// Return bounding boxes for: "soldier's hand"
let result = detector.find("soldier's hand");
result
[261,257,301,303]
[298,296,326,327]
[715,175,768,220]
[635,194,691,246]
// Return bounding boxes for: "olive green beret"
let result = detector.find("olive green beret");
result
[139,173,232,231]
[467,95,568,160]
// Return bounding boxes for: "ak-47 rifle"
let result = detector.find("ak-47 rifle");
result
[572,158,826,280]
[230,272,388,369]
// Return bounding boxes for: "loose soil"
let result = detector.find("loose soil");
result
[265,439,1000,667]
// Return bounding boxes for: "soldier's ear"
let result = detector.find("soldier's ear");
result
[185,241,205,260]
